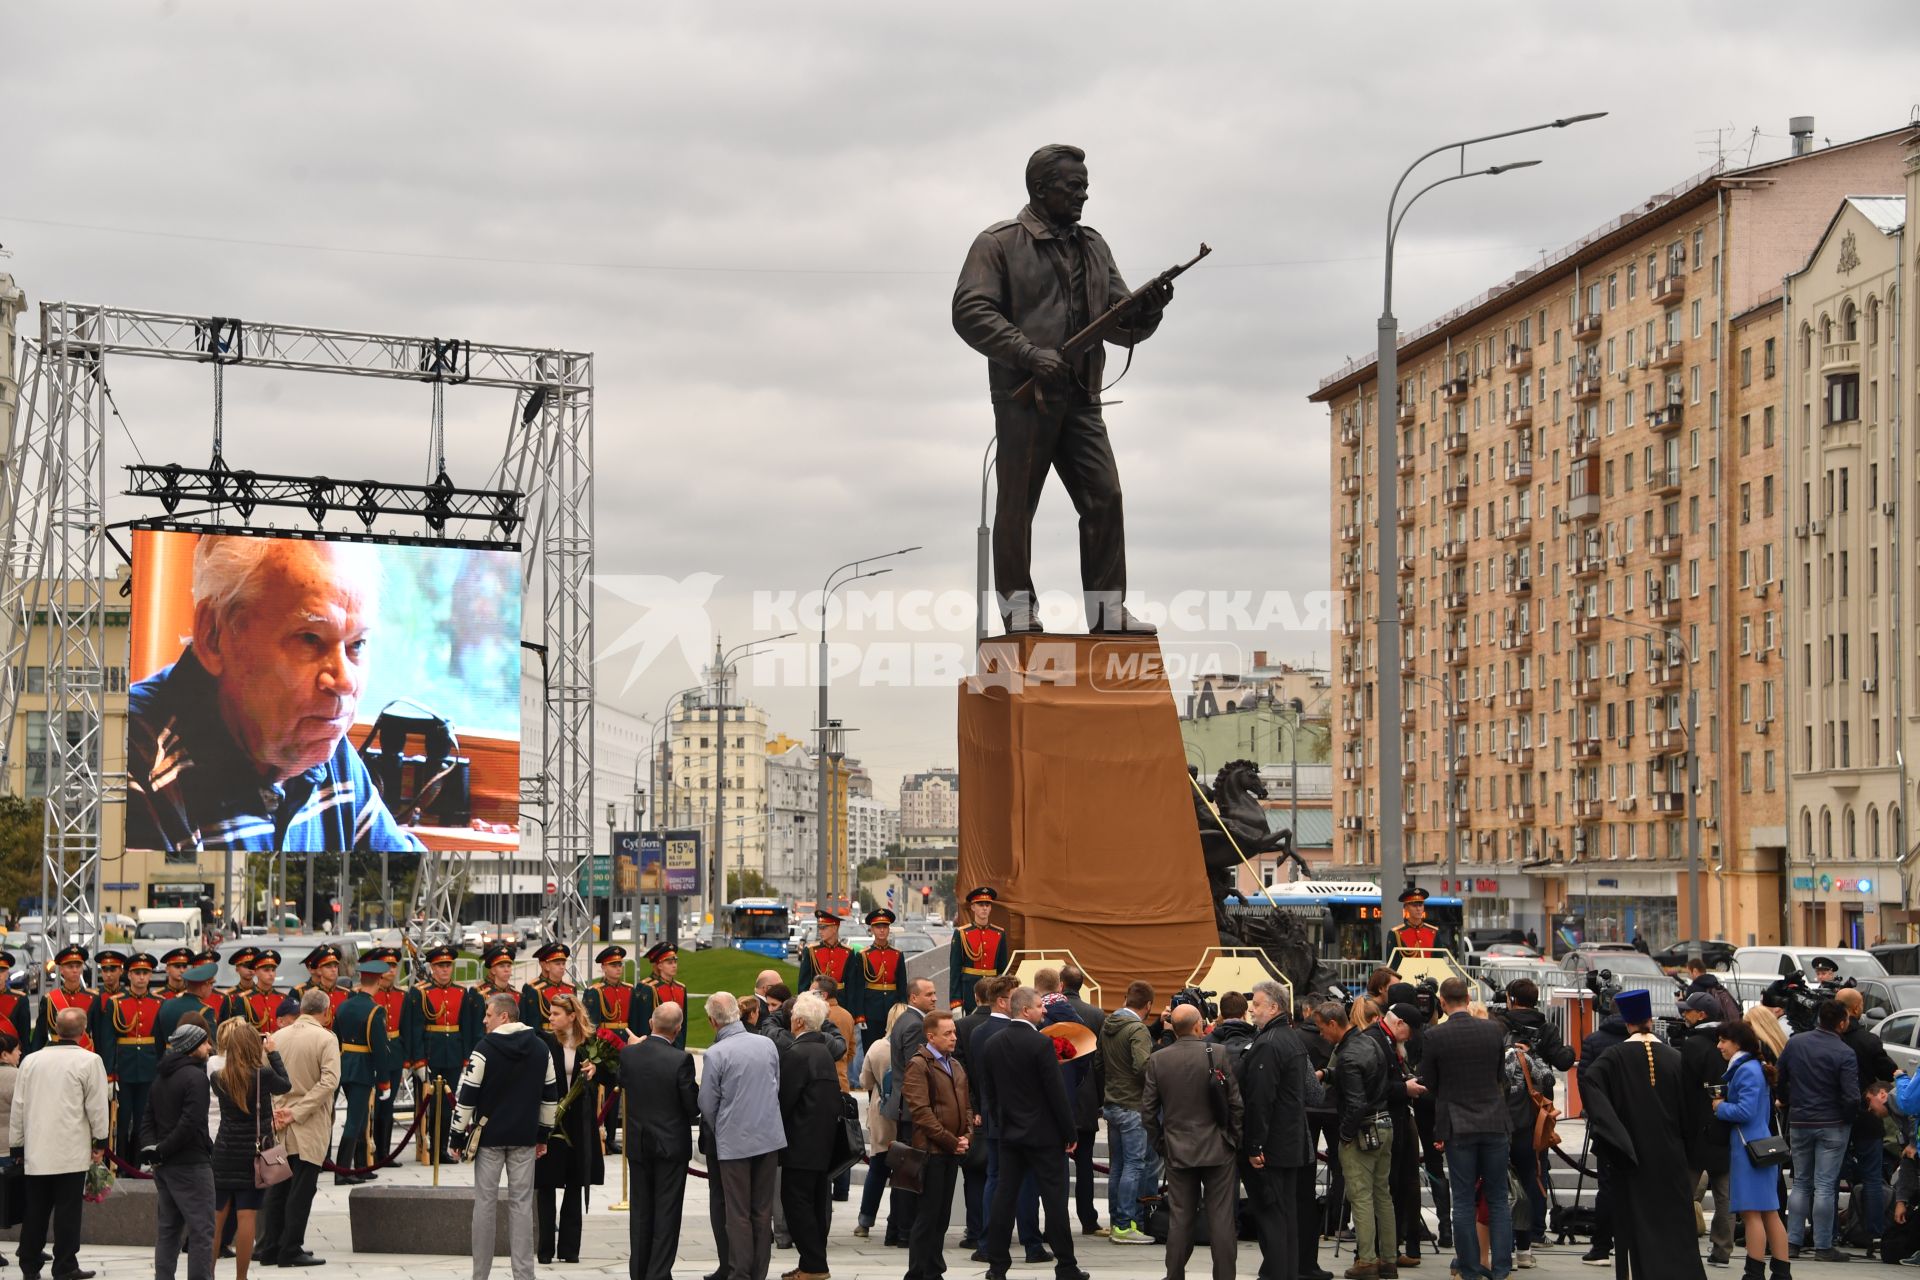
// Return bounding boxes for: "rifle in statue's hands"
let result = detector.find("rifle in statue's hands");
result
[1010,242,1211,406]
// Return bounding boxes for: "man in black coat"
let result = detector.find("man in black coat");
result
[1240,981,1316,1280]
[978,987,1087,1280]
[1417,977,1514,1280]
[969,977,1043,1263]
[620,1002,699,1280]
[1838,986,1899,1250]
[953,976,998,1251]
[1296,1002,1339,1278]
[1578,1012,1630,1265]
[1058,965,1107,1235]
[1673,996,1733,1267]
[777,993,843,1280]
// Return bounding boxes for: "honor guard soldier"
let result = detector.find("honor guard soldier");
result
[33,944,98,1053]
[401,943,477,1163]
[584,945,645,1154]
[476,944,519,1003]
[855,908,909,1048]
[0,953,29,1045]
[520,942,575,1037]
[948,887,1010,1012]
[368,948,407,1162]
[236,950,284,1031]
[334,957,396,1184]
[796,910,853,993]
[94,948,127,1002]
[293,944,351,1027]
[642,943,687,1049]
[158,946,194,997]
[1390,885,1441,956]
[101,952,163,1157]
[153,958,226,1046]
[220,946,258,1021]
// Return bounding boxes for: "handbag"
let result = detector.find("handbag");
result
[1514,1044,1560,1152]
[253,1074,293,1189]
[828,1086,865,1180]
[1744,1133,1790,1168]
[887,1140,927,1194]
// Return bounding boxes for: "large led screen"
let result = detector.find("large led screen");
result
[125,528,522,854]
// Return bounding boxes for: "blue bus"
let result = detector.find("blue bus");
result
[716,898,790,959]
[1224,880,1465,962]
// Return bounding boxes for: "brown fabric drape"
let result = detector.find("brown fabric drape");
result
[958,635,1216,1005]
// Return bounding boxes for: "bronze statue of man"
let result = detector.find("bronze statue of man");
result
[952,144,1175,636]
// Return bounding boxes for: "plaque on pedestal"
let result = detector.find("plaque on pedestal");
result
[958,633,1217,1002]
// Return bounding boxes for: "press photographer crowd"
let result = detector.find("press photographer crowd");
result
[4,900,1920,1280]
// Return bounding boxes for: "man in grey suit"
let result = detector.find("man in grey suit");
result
[1142,1004,1244,1280]
[888,979,938,1120]
[1416,977,1512,1280]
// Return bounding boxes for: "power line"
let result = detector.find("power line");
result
[0,212,1535,277]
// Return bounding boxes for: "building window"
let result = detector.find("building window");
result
[1764,337,1777,377]
[1826,374,1860,424]
[1740,347,1752,387]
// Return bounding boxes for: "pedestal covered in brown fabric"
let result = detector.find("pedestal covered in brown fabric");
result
[957,633,1217,1003]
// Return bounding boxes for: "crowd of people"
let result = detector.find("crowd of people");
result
[14,894,1920,1280]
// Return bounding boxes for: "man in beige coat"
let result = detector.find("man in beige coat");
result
[256,990,340,1268]
[8,1007,108,1280]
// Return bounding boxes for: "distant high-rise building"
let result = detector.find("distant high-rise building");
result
[899,767,959,849]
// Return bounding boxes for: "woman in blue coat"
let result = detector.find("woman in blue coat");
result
[1713,1018,1790,1280]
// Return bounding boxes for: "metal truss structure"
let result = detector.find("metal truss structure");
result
[4,304,595,964]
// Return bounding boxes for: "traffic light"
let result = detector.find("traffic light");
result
[920,885,932,904]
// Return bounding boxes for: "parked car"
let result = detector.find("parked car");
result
[1871,943,1920,976]
[893,929,935,957]
[1481,943,1542,960]
[1875,1007,1920,1073]
[1560,945,1683,999]
[1856,976,1920,1021]
[1731,946,1888,982]
[1650,939,1738,971]
[461,920,500,951]
[509,916,545,947]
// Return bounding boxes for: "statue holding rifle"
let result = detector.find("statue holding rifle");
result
[952,143,1208,636]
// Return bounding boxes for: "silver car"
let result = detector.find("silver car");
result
[1875,1008,1920,1073]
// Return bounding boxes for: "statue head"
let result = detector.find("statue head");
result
[1215,759,1268,801]
[1025,144,1088,227]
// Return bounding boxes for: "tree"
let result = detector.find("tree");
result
[0,795,45,921]
[727,869,771,900]
[856,885,879,916]
[931,872,957,917]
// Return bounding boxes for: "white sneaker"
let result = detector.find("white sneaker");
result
[1515,1248,1536,1269]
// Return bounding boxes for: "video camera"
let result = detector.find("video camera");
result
[1585,968,1622,1018]
[1410,975,1440,1024]
[1171,987,1219,1022]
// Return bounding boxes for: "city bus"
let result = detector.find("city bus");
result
[715,898,791,959]
[1223,880,1465,963]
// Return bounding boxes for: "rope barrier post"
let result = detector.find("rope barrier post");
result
[608,1088,628,1212]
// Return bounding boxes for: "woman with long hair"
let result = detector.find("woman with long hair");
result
[210,1018,291,1280]
[536,993,605,1265]
[1744,1004,1788,1066]
[1715,1018,1790,1280]
[855,1004,909,1242]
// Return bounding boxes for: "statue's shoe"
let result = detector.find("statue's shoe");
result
[1091,606,1156,635]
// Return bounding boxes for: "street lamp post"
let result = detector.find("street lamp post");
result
[977,436,997,661]
[817,548,919,912]
[1371,112,1605,956]
[710,635,795,921]
[652,683,700,945]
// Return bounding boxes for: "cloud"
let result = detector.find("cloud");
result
[4,0,1915,802]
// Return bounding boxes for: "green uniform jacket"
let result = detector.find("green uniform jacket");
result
[99,991,165,1085]
[402,980,480,1077]
[153,991,226,1048]
[334,989,394,1086]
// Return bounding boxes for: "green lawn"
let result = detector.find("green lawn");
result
[678,949,797,1049]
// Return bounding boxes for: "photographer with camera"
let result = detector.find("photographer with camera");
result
[1675,992,1735,1268]
[1316,999,1398,1279]
[1764,957,1846,1036]
[1492,979,1574,1072]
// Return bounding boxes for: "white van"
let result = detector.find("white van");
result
[1730,945,1887,981]
[135,907,206,949]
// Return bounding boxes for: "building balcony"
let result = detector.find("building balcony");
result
[1339,420,1361,448]
[1444,430,1469,455]
[1572,735,1602,761]
[1340,619,1362,639]
[1397,452,1417,477]
[1340,522,1361,543]
[1397,555,1417,578]
[1504,744,1535,769]
[1340,715,1364,736]
[1652,790,1684,814]
[1397,503,1416,528]
[1403,807,1420,830]
[1616,795,1638,814]
[1397,399,1416,426]
[1499,628,1532,653]
[1505,344,1533,374]
[1650,531,1683,558]
[1648,663,1682,690]
[1443,590,1468,612]
[1822,341,1860,373]
[1399,602,1416,626]
[1505,404,1533,431]
[1443,481,1469,509]
[1444,376,1470,403]
[1573,554,1605,581]
[1443,645,1468,666]
[1567,492,1601,522]
[1571,374,1603,403]
[1649,727,1687,755]
[1570,614,1599,643]
[1504,575,1530,597]
[1340,814,1363,832]
[1574,312,1603,340]
[1499,515,1531,541]
[1571,676,1600,701]
[1448,754,1469,777]
[1448,700,1469,722]
[1648,594,1677,621]
[1652,339,1685,370]
[1569,431,1598,463]
[1399,653,1418,677]
[1650,400,1685,432]
[1339,473,1361,496]
[1401,758,1418,779]
[1650,467,1682,497]
[1341,765,1363,783]
[1508,802,1537,823]
[1505,458,1533,485]
[1340,570,1361,590]
[1441,537,1467,561]
[1574,797,1604,821]
[1651,273,1684,305]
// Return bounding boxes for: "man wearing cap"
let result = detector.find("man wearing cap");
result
[403,943,479,1164]
[236,949,285,1032]
[139,1018,214,1280]
[856,908,910,1050]
[1389,886,1440,957]
[291,945,349,1028]
[584,945,645,1156]
[796,910,852,995]
[950,887,1010,1013]
[219,947,258,1023]
[333,958,395,1185]
[30,945,99,1055]
[1578,989,1708,1280]
[519,942,575,1038]
[93,949,126,1003]
[477,943,519,1004]
[154,958,225,1046]
[0,952,29,1046]
[642,944,688,1050]
[159,946,194,998]
[366,948,408,1164]
[101,952,165,1160]
[1674,991,1734,1268]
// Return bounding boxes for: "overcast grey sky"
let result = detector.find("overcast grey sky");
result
[5,2,1916,803]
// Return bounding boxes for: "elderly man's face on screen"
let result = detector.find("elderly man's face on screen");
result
[194,538,378,783]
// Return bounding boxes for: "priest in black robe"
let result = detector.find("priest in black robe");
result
[1576,988,1707,1280]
